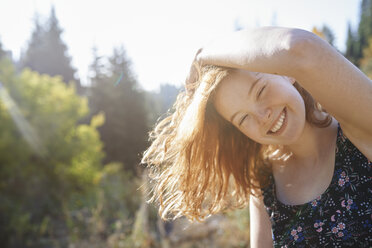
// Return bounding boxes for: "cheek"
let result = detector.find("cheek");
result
[274,84,305,112]
[290,91,306,114]
[239,120,264,142]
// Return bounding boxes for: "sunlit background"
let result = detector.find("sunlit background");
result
[0,0,369,247]
[0,0,361,91]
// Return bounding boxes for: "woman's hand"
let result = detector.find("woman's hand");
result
[185,27,299,91]
[185,48,203,89]
[194,27,304,76]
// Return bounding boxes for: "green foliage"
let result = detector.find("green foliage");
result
[65,162,143,247]
[0,59,105,246]
[358,0,372,56]
[360,37,372,78]
[0,39,7,60]
[89,46,149,174]
[345,0,372,66]
[321,25,335,46]
[312,25,335,47]
[0,44,153,248]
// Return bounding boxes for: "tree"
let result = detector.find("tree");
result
[144,83,181,125]
[0,59,104,247]
[0,39,7,60]
[360,37,372,78]
[321,25,335,47]
[312,25,335,47]
[20,7,78,86]
[357,0,372,59]
[89,46,148,174]
[345,23,359,65]
[345,0,372,66]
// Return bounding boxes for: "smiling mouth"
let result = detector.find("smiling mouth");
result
[267,108,287,135]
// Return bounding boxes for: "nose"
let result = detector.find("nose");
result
[255,106,272,126]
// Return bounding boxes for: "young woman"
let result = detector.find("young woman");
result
[142,27,372,247]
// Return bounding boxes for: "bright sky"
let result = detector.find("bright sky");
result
[0,0,361,91]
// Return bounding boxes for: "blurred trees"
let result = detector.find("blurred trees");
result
[345,23,359,65]
[321,26,335,46]
[19,7,78,87]
[345,0,372,77]
[0,39,7,60]
[145,83,181,125]
[346,0,372,66]
[0,58,104,246]
[360,37,372,78]
[0,57,146,248]
[89,46,148,174]
[0,15,157,244]
[356,0,372,64]
[312,25,335,46]
[155,84,181,115]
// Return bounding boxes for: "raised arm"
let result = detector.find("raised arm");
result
[196,27,302,76]
[196,27,372,159]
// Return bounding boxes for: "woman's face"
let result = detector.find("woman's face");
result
[213,69,306,145]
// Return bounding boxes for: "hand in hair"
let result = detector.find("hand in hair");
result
[187,26,372,160]
[192,26,300,76]
[185,48,203,93]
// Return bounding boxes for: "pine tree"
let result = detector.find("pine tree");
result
[346,0,372,66]
[0,39,7,60]
[89,46,105,83]
[20,7,77,86]
[89,46,148,174]
[358,0,372,56]
[321,25,335,47]
[312,25,335,47]
[345,23,359,65]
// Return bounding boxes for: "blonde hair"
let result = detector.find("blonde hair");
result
[142,64,331,221]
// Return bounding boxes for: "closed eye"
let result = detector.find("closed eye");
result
[257,85,266,99]
[239,114,248,126]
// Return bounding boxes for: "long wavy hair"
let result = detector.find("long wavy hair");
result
[141,64,332,221]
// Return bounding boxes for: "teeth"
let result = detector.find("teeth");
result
[270,111,285,133]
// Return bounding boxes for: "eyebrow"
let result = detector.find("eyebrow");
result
[229,75,262,124]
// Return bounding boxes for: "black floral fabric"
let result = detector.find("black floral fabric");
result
[262,124,372,247]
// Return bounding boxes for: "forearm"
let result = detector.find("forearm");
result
[198,27,308,77]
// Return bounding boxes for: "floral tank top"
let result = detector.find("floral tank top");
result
[261,124,372,247]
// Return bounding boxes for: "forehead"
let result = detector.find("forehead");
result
[218,70,259,94]
[213,70,260,112]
